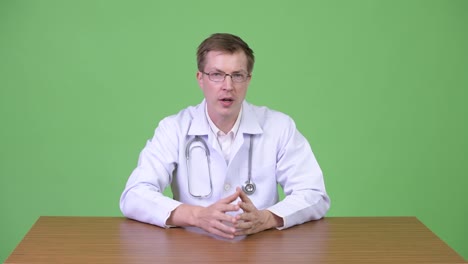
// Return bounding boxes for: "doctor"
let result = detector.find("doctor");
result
[120,33,330,239]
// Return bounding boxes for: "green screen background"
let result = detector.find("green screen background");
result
[1,0,467,261]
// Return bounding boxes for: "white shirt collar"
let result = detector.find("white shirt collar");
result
[205,105,243,137]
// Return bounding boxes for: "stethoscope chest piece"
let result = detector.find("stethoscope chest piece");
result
[242,181,256,195]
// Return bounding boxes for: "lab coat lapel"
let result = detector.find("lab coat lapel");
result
[187,100,209,136]
[229,101,263,164]
[187,100,223,156]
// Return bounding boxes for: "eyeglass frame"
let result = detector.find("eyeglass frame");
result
[201,71,251,83]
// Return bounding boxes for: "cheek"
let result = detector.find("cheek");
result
[200,83,216,97]
[239,85,249,95]
[197,77,207,91]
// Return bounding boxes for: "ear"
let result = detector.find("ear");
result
[196,71,203,88]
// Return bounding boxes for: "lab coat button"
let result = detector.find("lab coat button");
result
[224,184,231,191]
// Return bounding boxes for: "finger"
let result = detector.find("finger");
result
[219,189,241,204]
[238,200,254,211]
[234,227,253,236]
[209,210,238,224]
[236,211,254,222]
[234,219,252,230]
[237,187,253,203]
[208,223,236,239]
[215,203,240,214]
[235,230,247,236]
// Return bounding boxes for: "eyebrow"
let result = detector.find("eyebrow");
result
[209,68,248,74]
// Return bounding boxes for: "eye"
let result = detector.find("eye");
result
[232,73,244,79]
[211,72,224,77]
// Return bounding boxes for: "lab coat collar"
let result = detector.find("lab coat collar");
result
[187,100,263,136]
[238,100,263,135]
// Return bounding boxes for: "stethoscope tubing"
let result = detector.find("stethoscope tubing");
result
[185,135,255,198]
[185,136,213,198]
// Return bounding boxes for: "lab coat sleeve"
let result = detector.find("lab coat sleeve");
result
[120,117,182,228]
[267,118,330,229]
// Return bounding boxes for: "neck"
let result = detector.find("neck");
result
[206,109,239,134]
[206,102,243,134]
[215,118,236,134]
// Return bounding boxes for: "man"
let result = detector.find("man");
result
[120,33,330,239]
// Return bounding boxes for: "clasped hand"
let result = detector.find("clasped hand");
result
[193,187,280,239]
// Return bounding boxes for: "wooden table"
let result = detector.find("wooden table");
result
[5,216,466,264]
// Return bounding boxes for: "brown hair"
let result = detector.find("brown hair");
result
[197,33,255,73]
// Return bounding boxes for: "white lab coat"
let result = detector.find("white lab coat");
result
[120,100,330,229]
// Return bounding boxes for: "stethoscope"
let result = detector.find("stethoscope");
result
[185,135,256,198]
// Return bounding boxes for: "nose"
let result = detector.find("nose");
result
[222,75,234,91]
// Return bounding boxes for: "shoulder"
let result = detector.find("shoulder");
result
[156,102,202,133]
[160,102,200,123]
[246,102,296,129]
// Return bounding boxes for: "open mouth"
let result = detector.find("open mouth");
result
[219,98,234,107]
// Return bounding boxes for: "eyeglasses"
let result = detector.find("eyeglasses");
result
[202,71,251,83]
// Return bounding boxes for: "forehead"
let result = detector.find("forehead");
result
[204,51,248,72]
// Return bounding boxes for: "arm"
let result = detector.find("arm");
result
[119,119,182,227]
[233,115,329,235]
[268,118,330,229]
[120,118,245,238]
